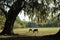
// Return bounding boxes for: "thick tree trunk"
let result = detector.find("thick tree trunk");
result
[0,0,24,35]
[56,30,60,36]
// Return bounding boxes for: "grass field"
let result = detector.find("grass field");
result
[0,27,60,37]
[13,28,60,36]
[0,28,60,40]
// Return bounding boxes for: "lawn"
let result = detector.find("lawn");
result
[0,28,60,40]
[0,27,60,37]
[13,27,60,36]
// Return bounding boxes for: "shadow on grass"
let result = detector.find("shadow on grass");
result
[0,30,60,40]
[0,34,60,40]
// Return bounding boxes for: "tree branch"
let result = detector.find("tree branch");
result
[0,7,7,18]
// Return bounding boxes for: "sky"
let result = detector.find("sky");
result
[18,10,31,22]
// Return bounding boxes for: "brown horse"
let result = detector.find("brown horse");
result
[29,29,32,32]
[33,29,38,33]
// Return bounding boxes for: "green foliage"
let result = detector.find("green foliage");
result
[38,20,60,27]
[0,0,60,29]
[14,16,27,29]
[20,20,27,28]
[0,15,6,29]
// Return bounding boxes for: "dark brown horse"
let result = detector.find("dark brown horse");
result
[29,29,32,32]
[33,29,38,33]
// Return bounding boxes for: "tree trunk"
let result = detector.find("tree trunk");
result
[55,30,60,36]
[0,0,24,35]
[57,14,60,20]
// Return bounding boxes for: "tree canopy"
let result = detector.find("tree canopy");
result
[0,0,60,35]
[0,0,60,23]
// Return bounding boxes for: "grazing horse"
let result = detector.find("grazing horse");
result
[33,29,38,33]
[29,29,32,32]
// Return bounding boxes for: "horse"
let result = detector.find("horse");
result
[33,29,38,33]
[29,29,32,32]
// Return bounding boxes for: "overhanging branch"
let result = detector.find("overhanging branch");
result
[0,7,7,18]
[0,4,11,8]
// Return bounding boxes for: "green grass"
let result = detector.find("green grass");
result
[13,28,60,36]
[0,27,60,37]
